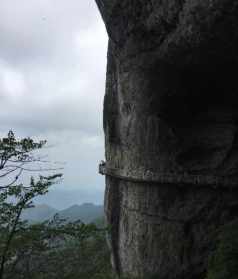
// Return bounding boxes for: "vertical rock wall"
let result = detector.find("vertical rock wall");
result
[96,1,238,278]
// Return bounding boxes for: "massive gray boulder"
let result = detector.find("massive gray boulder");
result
[96,1,238,278]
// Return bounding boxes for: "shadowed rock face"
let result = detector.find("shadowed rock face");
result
[95,1,238,278]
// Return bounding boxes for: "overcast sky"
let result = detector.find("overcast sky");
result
[0,0,108,209]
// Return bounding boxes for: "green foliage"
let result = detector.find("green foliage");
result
[0,131,113,279]
[206,219,238,279]
[23,231,114,279]
[0,131,63,279]
[0,130,46,164]
[4,216,104,279]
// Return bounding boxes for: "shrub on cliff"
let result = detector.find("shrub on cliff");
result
[206,219,238,279]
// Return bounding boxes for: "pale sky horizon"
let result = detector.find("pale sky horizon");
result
[0,1,108,209]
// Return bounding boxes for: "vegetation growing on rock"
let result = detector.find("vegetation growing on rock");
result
[206,219,238,279]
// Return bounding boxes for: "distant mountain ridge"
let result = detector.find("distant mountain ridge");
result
[21,204,58,223]
[59,203,104,223]
[22,203,104,224]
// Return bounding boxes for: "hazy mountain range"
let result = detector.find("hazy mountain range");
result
[21,203,104,224]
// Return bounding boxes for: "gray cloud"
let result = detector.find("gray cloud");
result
[0,1,102,63]
[0,0,108,207]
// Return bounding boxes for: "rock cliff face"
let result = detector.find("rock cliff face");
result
[95,1,238,278]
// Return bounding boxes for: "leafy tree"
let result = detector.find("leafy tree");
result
[5,215,102,279]
[0,131,63,279]
[0,131,110,279]
[9,224,113,279]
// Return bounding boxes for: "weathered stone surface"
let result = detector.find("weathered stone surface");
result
[105,179,238,279]
[96,0,238,278]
